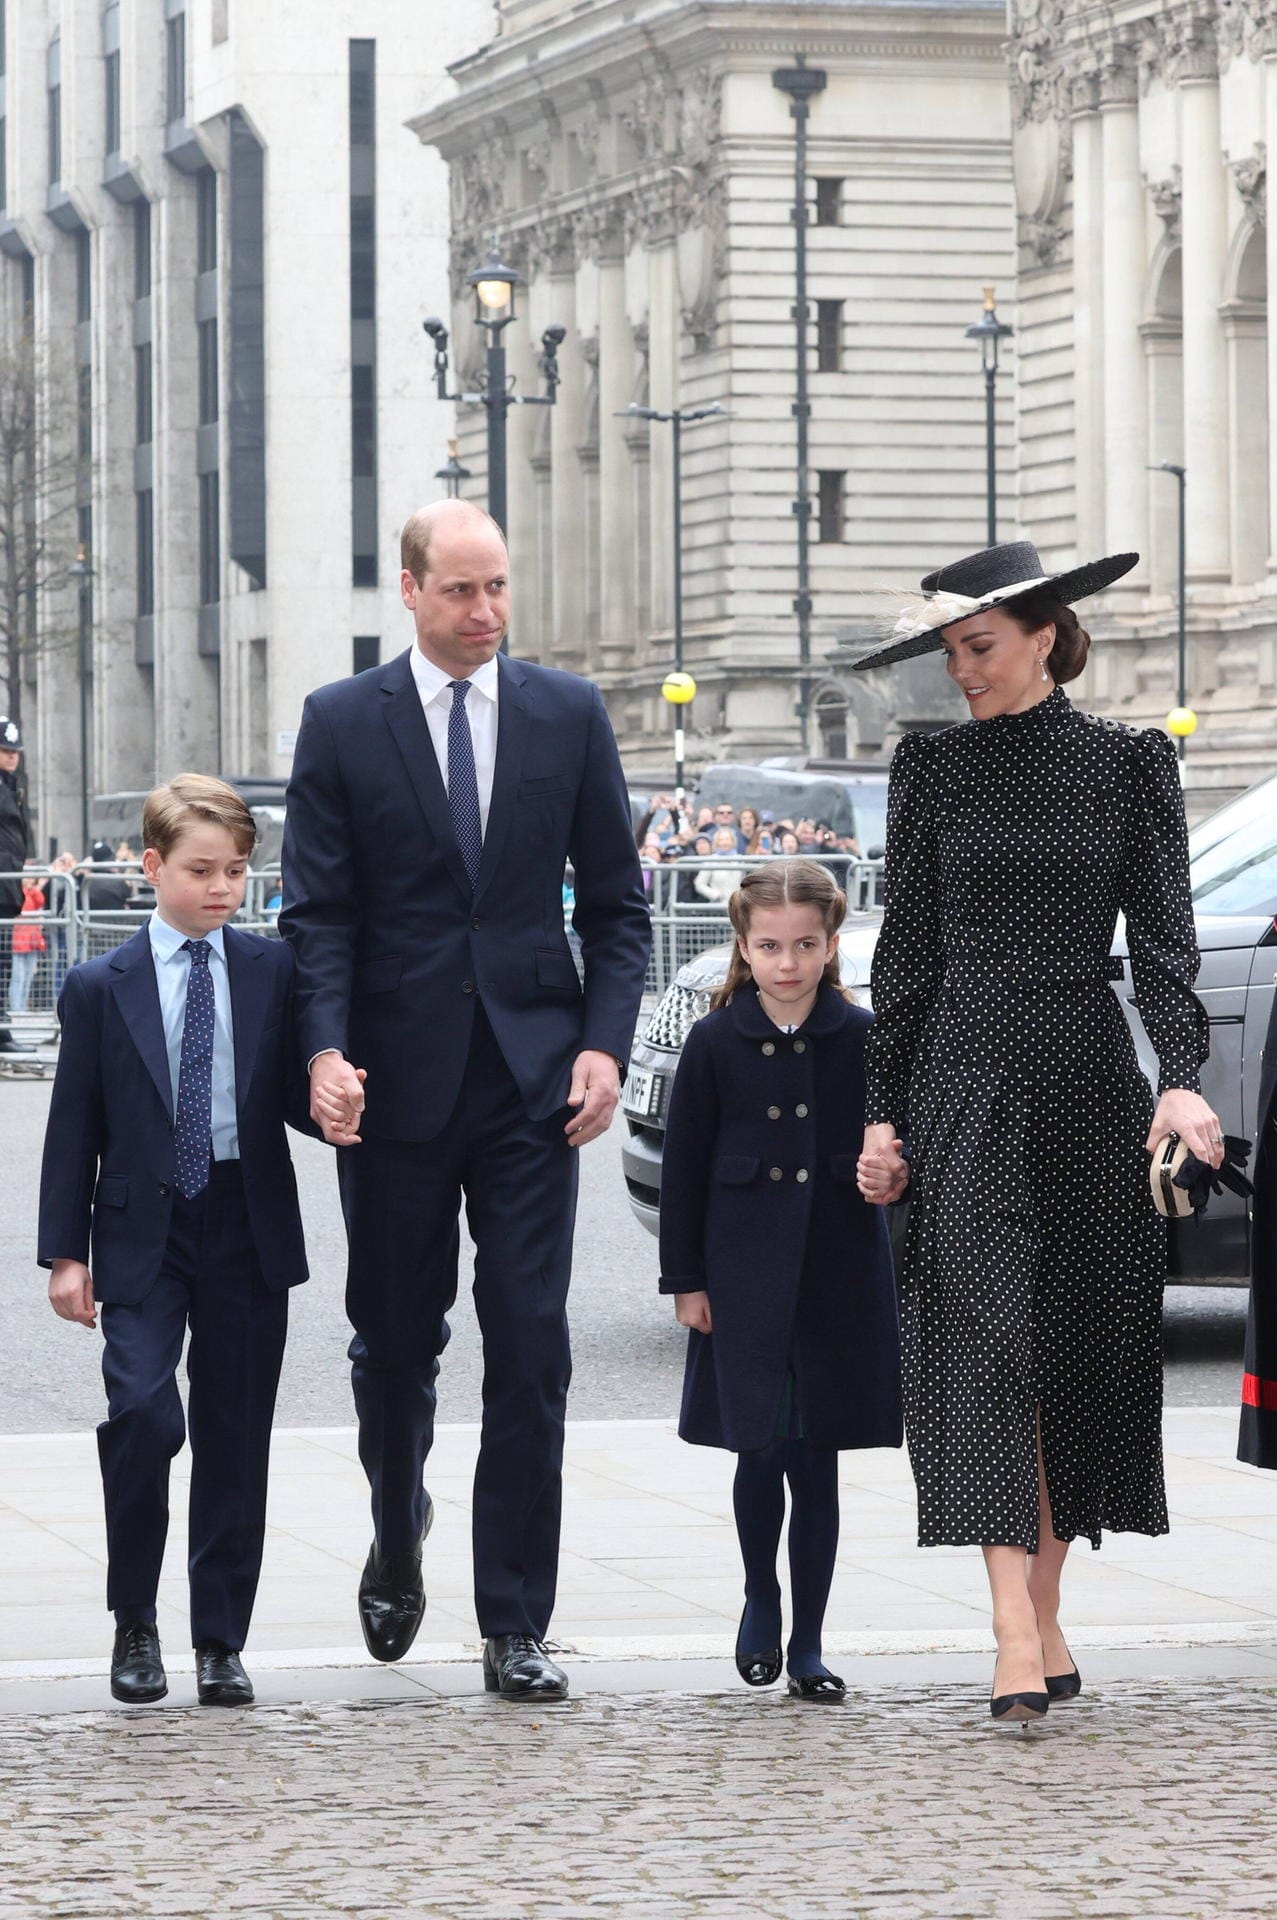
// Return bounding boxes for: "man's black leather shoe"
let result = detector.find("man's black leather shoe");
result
[358,1498,433,1663]
[195,1641,255,1706]
[483,1635,569,1701]
[110,1622,167,1703]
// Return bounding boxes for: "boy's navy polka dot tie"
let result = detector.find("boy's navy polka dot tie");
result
[447,679,483,890]
[174,939,214,1199]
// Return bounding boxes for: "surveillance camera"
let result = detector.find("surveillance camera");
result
[541,324,567,349]
[422,316,446,340]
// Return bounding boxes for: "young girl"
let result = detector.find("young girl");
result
[658,860,903,1701]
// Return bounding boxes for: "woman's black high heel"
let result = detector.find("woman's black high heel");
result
[989,1685,1049,1726]
[735,1607,782,1688]
[1045,1662,1081,1702]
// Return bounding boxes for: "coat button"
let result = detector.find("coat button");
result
[471,918,481,931]
[769,1166,783,1181]
[793,1039,806,1053]
[795,1103,809,1118]
[767,1106,781,1120]
[462,980,475,994]
[796,1168,809,1183]
[158,1182,171,1197]
[762,1041,775,1056]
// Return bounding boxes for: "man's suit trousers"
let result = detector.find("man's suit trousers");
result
[338,1004,579,1640]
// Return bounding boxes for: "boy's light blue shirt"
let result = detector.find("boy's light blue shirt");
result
[147,910,239,1160]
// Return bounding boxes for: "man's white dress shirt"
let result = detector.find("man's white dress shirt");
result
[409,646,500,834]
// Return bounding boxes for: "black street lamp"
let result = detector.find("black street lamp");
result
[772,53,827,755]
[423,239,564,537]
[965,286,1014,546]
[1151,460,1193,761]
[617,402,725,811]
[434,437,471,499]
[67,542,94,854]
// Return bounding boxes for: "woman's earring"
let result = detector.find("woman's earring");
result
[1039,658,1049,683]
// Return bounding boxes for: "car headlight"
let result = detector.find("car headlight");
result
[642,984,715,1051]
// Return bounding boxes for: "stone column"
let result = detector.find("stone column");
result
[1178,58,1231,586]
[1069,81,1106,559]
[643,198,679,642]
[547,225,586,672]
[1262,47,1277,572]
[1099,52,1148,585]
[1221,295,1268,585]
[596,216,636,672]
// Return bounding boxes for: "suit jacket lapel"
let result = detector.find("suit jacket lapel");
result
[225,926,268,1111]
[109,929,174,1122]
[379,648,473,902]
[473,653,530,908]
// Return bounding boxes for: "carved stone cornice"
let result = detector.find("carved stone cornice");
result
[1148,165,1183,244]
[1163,6,1219,85]
[1018,212,1065,267]
[1009,0,1071,129]
[1097,34,1139,108]
[620,72,671,164]
[1232,142,1267,225]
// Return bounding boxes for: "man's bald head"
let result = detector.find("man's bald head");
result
[400,498,506,586]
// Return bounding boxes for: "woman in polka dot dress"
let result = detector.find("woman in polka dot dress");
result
[852,542,1222,1725]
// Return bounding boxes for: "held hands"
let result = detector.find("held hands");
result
[564,1050,620,1147]
[857,1123,911,1206]
[1147,1087,1225,1169]
[310,1053,369,1146]
[49,1259,96,1329]
[674,1290,713,1334]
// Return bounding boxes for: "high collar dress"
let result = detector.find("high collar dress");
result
[864,687,1208,1552]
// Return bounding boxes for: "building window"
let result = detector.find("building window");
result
[814,178,842,227]
[1,115,7,212]
[353,635,379,675]
[198,319,219,425]
[351,363,375,478]
[197,168,217,272]
[75,228,91,322]
[48,83,62,188]
[816,300,843,374]
[136,490,154,617]
[816,470,846,544]
[135,342,152,445]
[165,12,186,127]
[134,199,152,298]
[199,471,220,605]
[349,39,378,590]
[77,365,92,461]
[105,50,121,158]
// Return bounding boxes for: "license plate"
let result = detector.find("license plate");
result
[623,1065,656,1117]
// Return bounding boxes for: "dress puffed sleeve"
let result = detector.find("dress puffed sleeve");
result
[864,730,944,1130]
[1121,727,1208,1095]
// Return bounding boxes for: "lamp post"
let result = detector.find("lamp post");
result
[965,287,1014,546]
[772,53,827,754]
[434,437,471,500]
[617,403,725,814]
[67,542,94,853]
[1150,460,1191,761]
[423,239,564,538]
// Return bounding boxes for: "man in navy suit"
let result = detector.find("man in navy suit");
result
[38,776,310,1706]
[281,499,649,1699]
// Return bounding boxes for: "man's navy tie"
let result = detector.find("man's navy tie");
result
[174,938,215,1199]
[447,678,484,890]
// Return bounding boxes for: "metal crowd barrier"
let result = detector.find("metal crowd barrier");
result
[637,853,885,997]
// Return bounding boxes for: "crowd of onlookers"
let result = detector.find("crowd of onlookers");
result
[634,797,862,904]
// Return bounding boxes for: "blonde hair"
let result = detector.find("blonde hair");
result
[711,859,849,1009]
[142,774,256,860]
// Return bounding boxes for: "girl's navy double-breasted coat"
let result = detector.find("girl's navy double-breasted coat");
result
[658,981,903,1454]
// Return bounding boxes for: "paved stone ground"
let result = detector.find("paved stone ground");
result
[3,1681,1276,1919]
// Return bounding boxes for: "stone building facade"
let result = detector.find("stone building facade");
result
[412,0,1017,773]
[1,0,491,854]
[1011,0,1277,800]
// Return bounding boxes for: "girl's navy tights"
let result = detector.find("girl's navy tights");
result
[732,1438,840,1680]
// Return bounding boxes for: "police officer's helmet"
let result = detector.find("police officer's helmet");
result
[0,717,21,752]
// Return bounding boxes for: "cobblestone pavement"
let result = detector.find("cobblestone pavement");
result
[3,1680,1275,1919]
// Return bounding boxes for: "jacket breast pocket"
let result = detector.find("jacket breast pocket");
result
[829,1154,860,1184]
[358,955,402,995]
[536,947,581,992]
[715,1155,759,1186]
[519,774,574,798]
[94,1176,128,1209]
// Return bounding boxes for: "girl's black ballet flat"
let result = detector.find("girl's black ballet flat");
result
[787,1672,846,1703]
[1045,1667,1082,1702]
[989,1688,1049,1725]
[735,1649,783,1687]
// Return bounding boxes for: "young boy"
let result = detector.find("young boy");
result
[38,775,310,1706]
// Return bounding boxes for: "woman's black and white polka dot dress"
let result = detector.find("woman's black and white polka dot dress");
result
[864,687,1208,1551]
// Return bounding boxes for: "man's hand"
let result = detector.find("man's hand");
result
[310,1052,369,1146]
[674,1290,712,1333]
[49,1259,96,1328]
[564,1050,621,1147]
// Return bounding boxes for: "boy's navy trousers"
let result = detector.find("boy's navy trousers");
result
[97,1159,287,1648]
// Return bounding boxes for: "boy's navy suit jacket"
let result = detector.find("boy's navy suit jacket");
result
[37,924,310,1304]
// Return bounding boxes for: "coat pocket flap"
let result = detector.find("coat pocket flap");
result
[358,955,402,995]
[715,1155,760,1185]
[829,1153,860,1184]
[519,774,574,797]
[535,946,580,991]
[94,1176,128,1209]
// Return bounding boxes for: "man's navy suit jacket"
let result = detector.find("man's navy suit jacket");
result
[280,648,651,1142]
[37,925,310,1304]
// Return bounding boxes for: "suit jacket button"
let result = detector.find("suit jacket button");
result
[769,1166,783,1181]
[471,918,481,931]
[796,1168,809,1183]
[767,1106,781,1120]
[795,1103,809,1118]
[158,1182,171,1197]
[793,1039,806,1053]
[762,1041,775,1056]
[462,980,475,994]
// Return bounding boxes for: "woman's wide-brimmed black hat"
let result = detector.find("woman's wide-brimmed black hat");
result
[851,541,1139,672]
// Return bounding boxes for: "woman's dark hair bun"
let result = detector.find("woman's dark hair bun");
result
[1007,590,1091,685]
